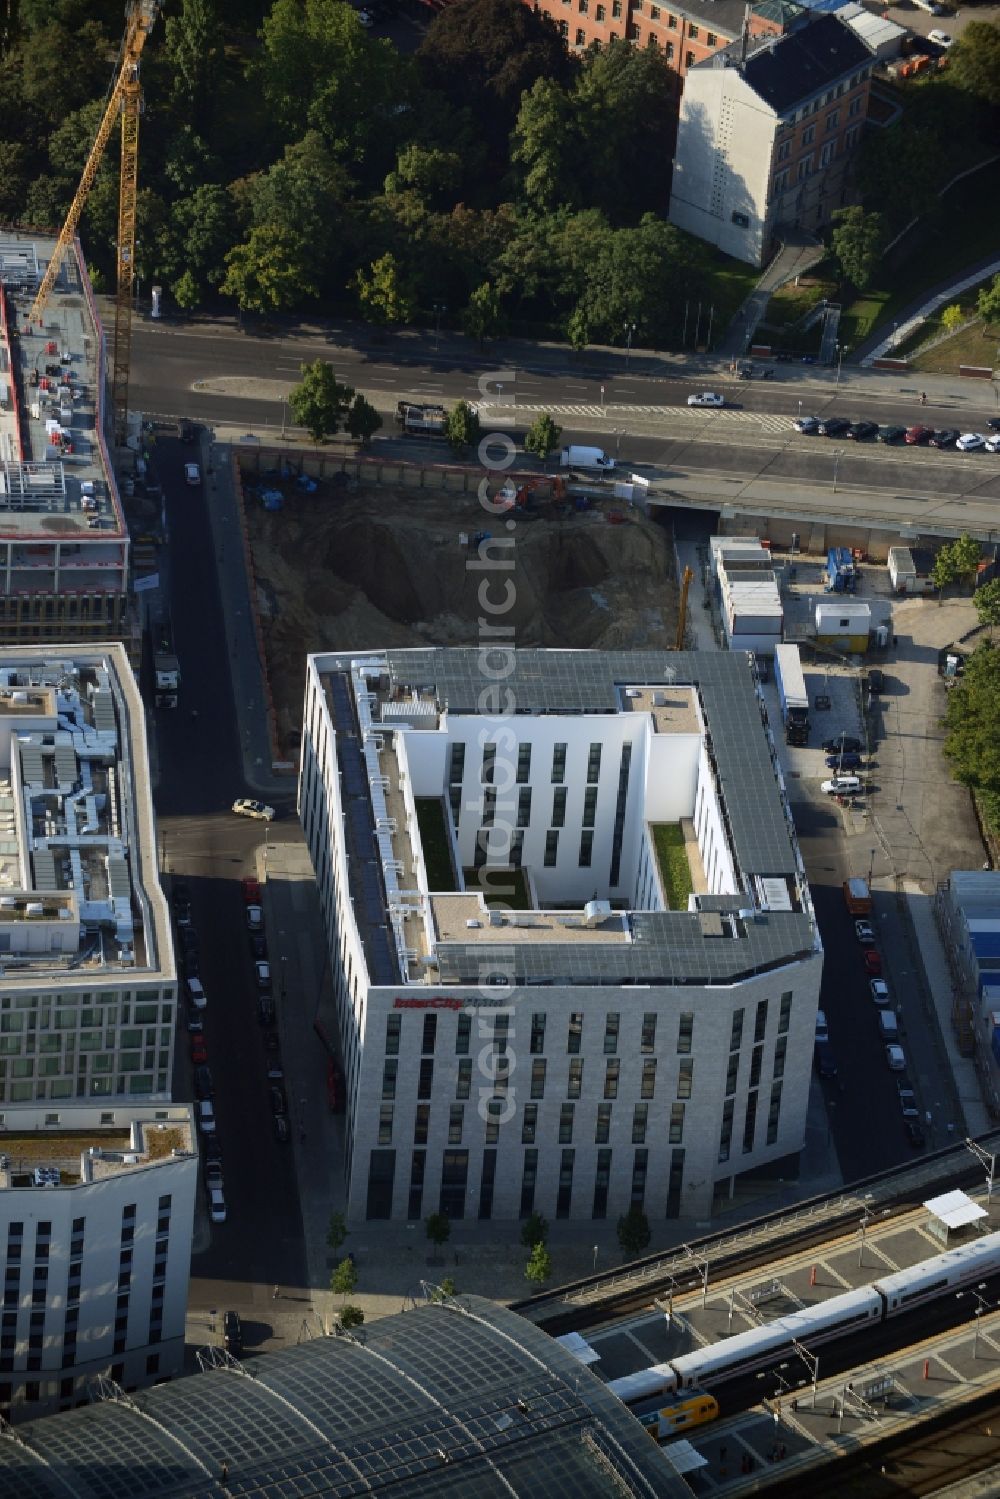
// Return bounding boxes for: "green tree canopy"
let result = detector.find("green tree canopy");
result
[944,641,1000,794]
[520,1212,549,1248]
[462,281,505,345]
[326,1212,348,1253]
[830,206,886,291]
[221,224,317,315]
[288,361,355,440]
[163,0,222,133]
[354,252,415,327]
[425,1212,451,1248]
[948,23,1000,107]
[978,274,1000,328]
[525,1242,553,1285]
[974,579,1000,632]
[940,304,965,334]
[617,1206,652,1256]
[339,1303,365,1330]
[445,400,482,451]
[523,414,562,460]
[330,1256,358,1300]
[346,393,383,445]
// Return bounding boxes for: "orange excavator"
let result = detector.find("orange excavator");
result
[496,476,567,514]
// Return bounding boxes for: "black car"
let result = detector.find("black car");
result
[251,934,269,962]
[183,951,201,980]
[258,996,275,1027]
[814,1041,837,1078]
[988,418,1000,432]
[867,668,885,694]
[179,927,199,955]
[185,1008,205,1034]
[878,425,905,444]
[172,879,191,908]
[223,1310,243,1356]
[273,1116,290,1144]
[264,1029,280,1053]
[269,1084,288,1117]
[204,1136,223,1164]
[194,1065,214,1100]
[825,751,862,770]
[929,428,959,448]
[818,417,850,437]
[822,735,863,754]
[178,418,195,444]
[904,1119,926,1148]
[846,420,877,441]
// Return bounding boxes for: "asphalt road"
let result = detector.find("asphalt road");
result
[152,439,306,1297]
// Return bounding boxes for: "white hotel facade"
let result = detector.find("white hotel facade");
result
[300,648,822,1225]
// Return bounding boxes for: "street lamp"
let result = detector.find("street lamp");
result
[432,302,447,352]
[857,1199,890,1268]
[868,847,877,885]
[836,342,846,385]
[624,321,636,370]
[956,1283,994,1359]
[613,428,625,459]
[833,447,844,494]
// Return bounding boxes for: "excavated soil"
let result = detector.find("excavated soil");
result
[242,475,680,752]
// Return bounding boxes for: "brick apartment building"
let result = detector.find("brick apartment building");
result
[668,13,874,265]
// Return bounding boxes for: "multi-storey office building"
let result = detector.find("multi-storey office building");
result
[0,233,132,652]
[669,14,873,265]
[0,645,175,1105]
[300,648,822,1225]
[0,1100,196,1422]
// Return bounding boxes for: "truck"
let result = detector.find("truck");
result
[842,877,872,915]
[825,547,857,593]
[396,401,446,435]
[774,642,810,745]
[148,592,180,707]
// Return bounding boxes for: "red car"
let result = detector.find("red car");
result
[863,949,883,977]
[241,876,261,905]
[190,1037,208,1065]
[904,425,933,445]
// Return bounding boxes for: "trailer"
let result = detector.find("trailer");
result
[825,546,857,594]
[395,401,446,436]
[147,592,179,707]
[774,642,809,745]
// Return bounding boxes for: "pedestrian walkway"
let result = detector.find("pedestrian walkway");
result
[716,231,826,361]
[860,254,1000,366]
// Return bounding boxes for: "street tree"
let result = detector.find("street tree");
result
[974,579,1000,633]
[425,1212,451,1254]
[326,1212,348,1253]
[572,40,677,221]
[617,1206,651,1256]
[978,274,1000,330]
[944,642,1000,795]
[948,22,1000,107]
[330,1256,358,1301]
[428,1276,457,1302]
[830,206,886,291]
[933,543,960,598]
[339,1304,365,1330]
[445,400,481,452]
[462,281,504,346]
[951,533,984,589]
[346,393,383,445]
[172,269,200,311]
[566,306,590,354]
[220,224,317,315]
[525,1242,553,1286]
[940,304,965,334]
[354,253,415,328]
[520,1212,549,1249]
[524,414,562,461]
[289,361,355,441]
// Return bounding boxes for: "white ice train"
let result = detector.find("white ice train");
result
[608,1230,1000,1405]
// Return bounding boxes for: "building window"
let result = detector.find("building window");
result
[575,27,585,44]
[667,9,676,23]
[844,124,861,150]
[385,1015,401,1056]
[677,1013,693,1054]
[684,49,694,66]
[596,3,605,17]
[730,1009,744,1052]
[749,1044,764,1090]
[448,742,465,784]
[522,1105,537,1144]
[767,1082,782,1145]
[641,1013,657,1053]
[556,1149,575,1218]
[797,155,814,181]
[820,141,835,169]
[593,1149,612,1219]
[743,1090,758,1154]
[456,1059,472,1100]
[596,1103,612,1144]
[520,1149,538,1217]
[604,1059,620,1099]
[516,743,531,784]
[706,28,716,43]
[382,1060,397,1101]
[378,1105,393,1146]
[773,170,788,196]
[677,1058,693,1099]
[530,1013,546,1055]
[849,95,862,117]
[777,141,790,163]
[568,1058,584,1099]
[669,1103,685,1144]
[665,40,674,57]
[801,124,815,146]
[551,786,567,827]
[568,1013,583,1054]
[650,2,659,14]
[530,1059,547,1099]
[779,992,792,1033]
[544,830,559,866]
[666,1148,685,1218]
[578,830,594,867]
[719,1099,734,1162]
[448,1105,464,1144]
[754,1000,768,1044]
[726,1052,739,1096]
[422,1015,437,1055]
[414,1105,429,1145]
[630,1148,648,1208]
[773,1035,787,1079]
[604,1013,620,1055]
[456,1013,471,1055]
[640,1059,656,1099]
[482,786,496,827]
[517,787,532,828]
[481,743,496,783]
[417,1058,433,1099]
[559,1104,575,1143]
[826,109,839,131]
[586,743,602,783]
[551,743,567,783]
[559,18,568,33]
[484,1099,503,1146]
[632,1103,648,1144]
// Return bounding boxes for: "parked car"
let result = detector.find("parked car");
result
[870,978,891,1005]
[794,416,820,434]
[274,1115,290,1143]
[186,1008,205,1034]
[172,878,191,907]
[687,391,724,407]
[232,799,275,822]
[251,934,269,961]
[246,904,263,931]
[818,417,850,437]
[179,927,199,955]
[855,920,875,944]
[826,751,862,770]
[878,425,905,444]
[196,1099,217,1133]
[956,432,986,452]
[821,776,862,796]
[987,418,1000,432]
[269,1085,288,1117]
[255,961,271,990]
[241,876,261,904]
[186,977,207,1010]
[885,1043,907,1072]
[815,1009,829,1043]
[206,1184,227,1224]
[866,668,884,694]
[822,735,862,754]
[814,1041,837,1078]
[258,996,275,1026]
[904,1119,927,1148]
[864,948,883,977]
[846,420,877,441]
[174,900,192,929]
[184,462,201,486]
[929,428,959,448]
[897,1083,920,1118]
[223,1310,243,1355]
[190,1036,208,1065]
[927,27,952,45]
[203,1135,223,1164]
[905,425,933,445]
[266,1056,285,1081]
[986,435,1000,453]
[264,1029,280,1052]
[183,952,201,980]
[194,1065,214,1100]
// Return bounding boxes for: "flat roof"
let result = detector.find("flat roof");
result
[925,1189,987,1229]
[0,230,124,541]
[0,1105,194,1189]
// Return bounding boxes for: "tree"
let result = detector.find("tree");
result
[944,641,1000,794]
[975,579,1000,634]
[855,122,945,234]
[429,1276,457,1302]
[617,1206,651,1256]
[524,414,562,461]
[157,183,235,302]
[520,1212,549,1249]
[0,140,30,220]
[384,144,462,207]
[445,400,481,452]
[941,304,965,334]
[289,360,355,441]
[566,306,590,354]
[948,22,1000,108]
[462,281,504,346]
[933,543,960,598]
[326,1212,348,1253]
[512,78,582,213]
[330,1256,358,1300]
[830,207,886,291]
[220,224,317,315]
[934,535,982,597]
[525,1242,552,1285]
[339,1304,365,1330]
[353,252,415,328]
[163,0,221,133]
[172,270,200,311]
[425,1212,451,1253]
[346,393,383,445]
[978,274,1000,330]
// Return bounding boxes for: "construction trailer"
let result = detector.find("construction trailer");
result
[774,642,810,745]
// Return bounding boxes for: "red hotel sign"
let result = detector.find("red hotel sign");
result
[393,997,466,1011]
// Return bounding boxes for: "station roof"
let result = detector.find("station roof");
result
[0,1298,684,1498]
[924,1189,987,1231]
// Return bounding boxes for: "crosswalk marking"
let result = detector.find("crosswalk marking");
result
[477,401,796,433]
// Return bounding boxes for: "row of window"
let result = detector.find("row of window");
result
[380,1095,689,1150]
[558,0,717,39]
[450,740,601,790]
[780,69,871,127]
[772,127,861,196]
[387,1008,695,1059]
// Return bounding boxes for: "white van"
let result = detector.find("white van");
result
[877,1010,899,1041]
[560,445,615,470]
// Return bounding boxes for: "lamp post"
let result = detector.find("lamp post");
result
[432,302,446,352]
[956,1283,994,1359]
[836,342,845,386]
[858,1199,890,1268]
[624,321,636,371]
[833,447,844,494]
[868,847,877,885]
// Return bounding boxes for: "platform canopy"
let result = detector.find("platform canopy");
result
[924,1189,988,1230]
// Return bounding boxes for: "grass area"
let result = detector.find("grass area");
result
[416,798,457,892]
[651,823,694,911]
[764,274,839,331]
[463,866,532,910]
[838,159,1000,353]
[699,249,762,348]
[910,319,998,374]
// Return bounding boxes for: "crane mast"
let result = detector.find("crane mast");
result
[27,2,161,443]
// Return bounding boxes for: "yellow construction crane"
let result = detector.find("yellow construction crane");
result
[676,566,694,651]
[27,1,162,444]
